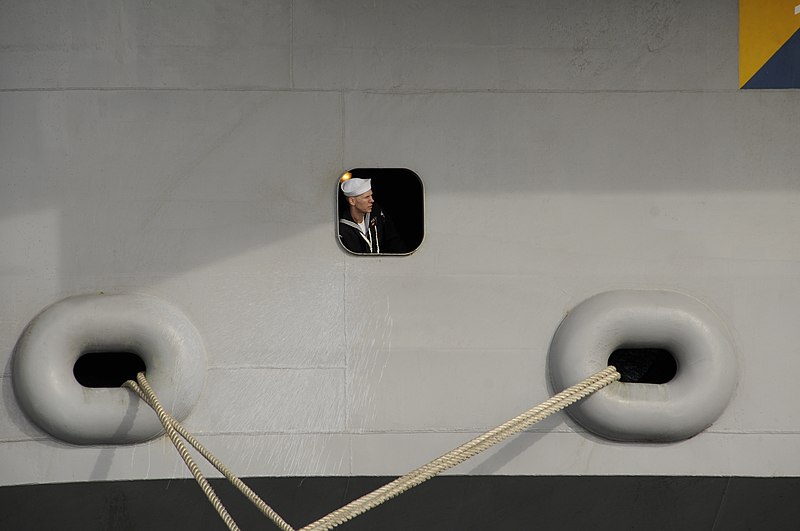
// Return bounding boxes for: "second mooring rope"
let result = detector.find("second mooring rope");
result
[124,374,294,531]
[125,365,620,531]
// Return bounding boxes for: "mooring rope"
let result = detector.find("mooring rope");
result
[124,374,294,531]
[125,365,620,531]
[300,365,619,530]
[123,373,241,531]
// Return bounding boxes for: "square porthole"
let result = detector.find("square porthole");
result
[337,168,424,255]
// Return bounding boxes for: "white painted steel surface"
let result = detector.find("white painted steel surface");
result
[1,0,799,485]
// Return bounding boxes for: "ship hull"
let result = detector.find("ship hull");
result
[2,1,799,530]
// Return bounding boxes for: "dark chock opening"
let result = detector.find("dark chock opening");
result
[608,348,677,384]
[73,352,146,388]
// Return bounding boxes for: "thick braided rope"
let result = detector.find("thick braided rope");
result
[125,366,619,531]
[123,374,241,531]
[300,366,620,531]
[125,377,295,531]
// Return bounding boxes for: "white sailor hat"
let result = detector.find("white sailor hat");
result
[341,177,372,197]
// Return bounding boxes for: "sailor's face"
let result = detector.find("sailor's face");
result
[350,190,374,215]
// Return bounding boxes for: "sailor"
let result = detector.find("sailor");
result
[338,176,405,254]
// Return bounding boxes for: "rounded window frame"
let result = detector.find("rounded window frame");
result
[336,168,424,256]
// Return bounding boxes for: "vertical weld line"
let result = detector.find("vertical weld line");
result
[343,247,352,474]
[289,0,294,89]
[340,88,350,475]
[340,91,346,170]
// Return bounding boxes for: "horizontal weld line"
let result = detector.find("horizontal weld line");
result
[5,430,800,444]
[207,365,346,371]
[0,87,743,95]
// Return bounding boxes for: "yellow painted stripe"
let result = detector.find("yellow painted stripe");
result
[739,0,800,87]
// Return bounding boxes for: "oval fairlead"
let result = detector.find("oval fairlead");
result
[548,290,737,442]
[12,293,207,445]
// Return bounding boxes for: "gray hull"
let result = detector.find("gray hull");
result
[2,1,799,528]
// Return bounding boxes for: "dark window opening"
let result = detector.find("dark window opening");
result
[337,168,424,255]
[608,348,677,384]
[73,352,146,388]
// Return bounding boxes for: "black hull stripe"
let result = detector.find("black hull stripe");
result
[1,476,799,530]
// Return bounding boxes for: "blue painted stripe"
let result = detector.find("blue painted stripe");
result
[743,28,800,89]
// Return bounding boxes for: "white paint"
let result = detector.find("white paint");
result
[12,293,207,444]
[1,0,799,485]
